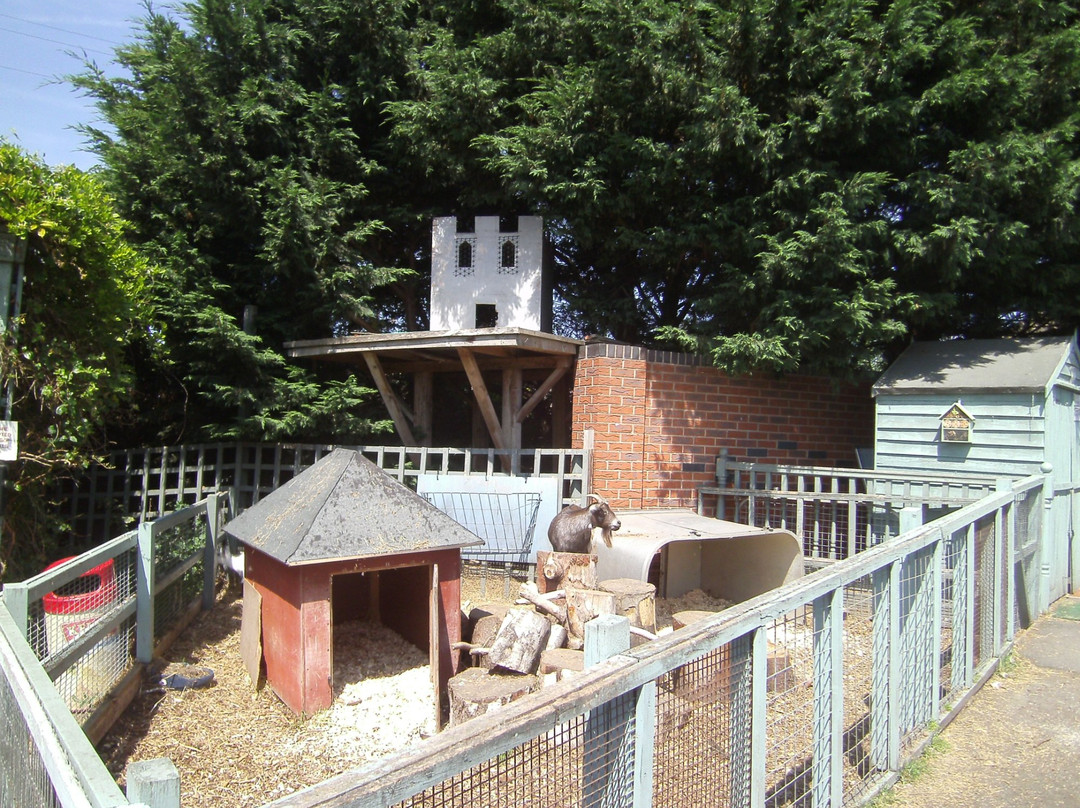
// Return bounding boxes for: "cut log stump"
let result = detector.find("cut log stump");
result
[537,551,597,594]
[488,608,551,675]
[448,668,540,727]
[566,588,617,645]
[467,604,512,670]
[598,578,657,635]
[540,648,585,682]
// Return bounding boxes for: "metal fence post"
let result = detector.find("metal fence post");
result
[136,521,155,664]
[812,587,844,808]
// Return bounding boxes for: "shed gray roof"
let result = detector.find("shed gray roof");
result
[224,448,483,565]
[872,337,1077,397]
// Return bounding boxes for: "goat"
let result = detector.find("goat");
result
[547,494,621,554]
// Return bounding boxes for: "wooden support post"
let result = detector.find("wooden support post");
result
[929,535,944,722]
[871,560,901,774]
[136,521,154,664]
[501,367,523,461]
[458,348,505,451]
[363,353,416,446]
[583,615,654,808]
[812,588,843,808]
[127,758,180,808]
[414,371,433,446]
[516,360,571,424]
[899,506,923,535]
[201,495,219,612]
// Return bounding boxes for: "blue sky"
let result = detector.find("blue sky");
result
[1,0,149,170]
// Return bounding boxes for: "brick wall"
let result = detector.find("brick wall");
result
[571,341,875,510]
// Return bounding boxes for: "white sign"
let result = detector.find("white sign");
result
[0,421,17,461]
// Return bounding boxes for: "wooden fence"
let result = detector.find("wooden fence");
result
[58,440,592,546]
[699,455,997,561]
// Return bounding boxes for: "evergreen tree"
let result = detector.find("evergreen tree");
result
[75,0,413,441]
[393,0,1080,374]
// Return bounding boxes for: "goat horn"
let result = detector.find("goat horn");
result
[587,493,607,504]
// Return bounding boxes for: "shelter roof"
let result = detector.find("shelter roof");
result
[224,448,483,566]
[284,327,582,373]
[872,337,1078,397]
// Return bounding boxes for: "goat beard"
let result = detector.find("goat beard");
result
[600,528,614,548]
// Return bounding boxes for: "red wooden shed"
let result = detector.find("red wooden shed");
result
[223,448,482,718]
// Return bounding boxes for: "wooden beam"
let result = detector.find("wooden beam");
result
[458,348,506,451]
[384,356,565,375]
[502,367,523,453]
[414,371,433,446]
[516,359,571,423]
[363,353,417,445]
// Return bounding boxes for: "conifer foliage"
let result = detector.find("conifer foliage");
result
[77,0,1080,420]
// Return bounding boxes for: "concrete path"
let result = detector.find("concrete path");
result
[888,595,1080,808]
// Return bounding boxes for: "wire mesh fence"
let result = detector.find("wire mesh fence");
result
[423,491,542,566]
[840,576,876,804]
[764,605,816,807]
[153,510,211,644]
[653,640,742,806]
[0,640,63,808]
[0,471,1064,808]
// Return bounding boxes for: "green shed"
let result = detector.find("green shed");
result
[873,336,1080,606]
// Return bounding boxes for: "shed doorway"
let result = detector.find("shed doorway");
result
[330,564,438,703]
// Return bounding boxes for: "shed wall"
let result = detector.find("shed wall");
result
[874,392,1049,479]
[245,548,463,717]
[571,342,875,510]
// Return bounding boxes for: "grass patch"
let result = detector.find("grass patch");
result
[865,733,950,807]
[997,649,1023,677]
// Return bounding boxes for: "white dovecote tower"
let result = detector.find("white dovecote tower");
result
[430,215,550,332]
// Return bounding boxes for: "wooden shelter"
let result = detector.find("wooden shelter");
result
[223,448,483,717]
[285,327,581,452]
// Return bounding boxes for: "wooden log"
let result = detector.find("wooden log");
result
[539,648,584,682]
[487,609,551,675]
[536,551,598,594]
[466,603,511,637]
[565,588,617,646]
[598,578,656,634]
[545,623,567,651]
[467,608,509,670]
[447,668,540,727]
[517,582,567,623]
